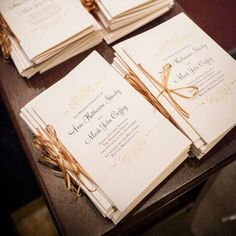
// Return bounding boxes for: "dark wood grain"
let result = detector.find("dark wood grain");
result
[0,3,236,236]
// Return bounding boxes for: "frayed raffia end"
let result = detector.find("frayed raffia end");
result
[80,0,98,13]
[0,13,12,61]
[33,125,96,197]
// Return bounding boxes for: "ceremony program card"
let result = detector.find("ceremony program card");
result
[0,0,99,60]
[113,13,236,158]
[95,0,174,43]
[0,0,102,78]
[98,0,173,21]
[20,51,190,223]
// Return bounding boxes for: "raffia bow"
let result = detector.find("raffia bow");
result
[124,69,177,126]
[138,64,198,118]
[80,0,98,12]
[33,125,96,196]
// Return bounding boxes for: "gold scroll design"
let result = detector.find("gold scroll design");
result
[33,125,96,196]
[80,0,98,13]
[104,126,158,178]
[198,79,236,107]
[63,80,103,117]
[138,64,199,119]
[116,126,157,166]
[0,13,18,61]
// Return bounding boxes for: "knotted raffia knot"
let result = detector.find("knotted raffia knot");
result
[124,69,177,126]
[0,13,12,61]
[33,125,96,196]
[138,63,199,118]
[81,0,98,12]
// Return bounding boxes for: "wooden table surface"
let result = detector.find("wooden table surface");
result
[0,3,236,236]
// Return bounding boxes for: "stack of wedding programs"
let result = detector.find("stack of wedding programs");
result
[0,0,103,78]
[0,0,174,78]
[113,13,236,159]
[20,51,191,223]
[89,0,174,43]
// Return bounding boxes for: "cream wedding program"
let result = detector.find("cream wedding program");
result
[1,0,97,60]
[96,0,174,43]
[0,0,102,77]
[113,13,236,158]
[20,51,190,223]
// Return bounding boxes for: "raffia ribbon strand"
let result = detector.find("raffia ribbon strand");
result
[124,68,177,126]
[33,125,96,196]
[0,13,12,60]
[80,0,98,12]
[138,64,198,118]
